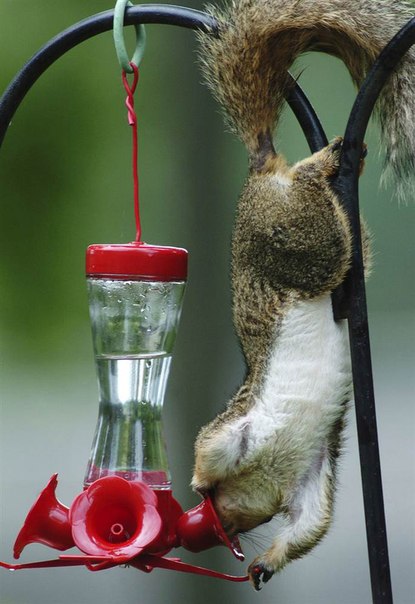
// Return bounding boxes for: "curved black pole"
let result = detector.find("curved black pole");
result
[330,17,415,604]
[287,83,328,152]
[0,4,326,153]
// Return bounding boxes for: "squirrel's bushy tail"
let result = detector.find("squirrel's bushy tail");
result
[198,0,415,187]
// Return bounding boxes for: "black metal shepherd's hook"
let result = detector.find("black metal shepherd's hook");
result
[0,5,414,603]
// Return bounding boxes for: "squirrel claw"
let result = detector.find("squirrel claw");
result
[359,143,368,174]
[248,561,275,591]
[330,137,343,153]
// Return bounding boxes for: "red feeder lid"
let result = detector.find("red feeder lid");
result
[86,242,188,281]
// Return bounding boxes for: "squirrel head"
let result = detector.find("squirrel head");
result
[192,416,281,535]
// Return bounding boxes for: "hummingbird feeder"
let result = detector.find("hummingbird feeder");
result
[0,0,247,584]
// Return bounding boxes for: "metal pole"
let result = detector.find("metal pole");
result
[332,19,415,603]
[0,5,324,151]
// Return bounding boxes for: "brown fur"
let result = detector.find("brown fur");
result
[199,0,415,189]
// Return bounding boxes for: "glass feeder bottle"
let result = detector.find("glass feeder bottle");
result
[84,242,187,490]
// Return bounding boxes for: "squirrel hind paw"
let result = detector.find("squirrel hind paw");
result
[329,136,368,162]
[319,137,368,178]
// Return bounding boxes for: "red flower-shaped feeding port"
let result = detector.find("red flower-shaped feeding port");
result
[13,474,74,559]
[70,477,162,561]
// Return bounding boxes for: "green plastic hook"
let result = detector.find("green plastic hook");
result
[113,0,146,72]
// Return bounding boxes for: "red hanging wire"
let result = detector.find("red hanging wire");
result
[122,63,141,242]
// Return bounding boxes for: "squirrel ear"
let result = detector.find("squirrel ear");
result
[193,419,251,486]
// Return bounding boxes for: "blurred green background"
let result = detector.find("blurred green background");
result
[0,1,414,603]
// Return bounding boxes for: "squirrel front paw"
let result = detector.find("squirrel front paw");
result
[247,542,289,590]
[247,559,276,591]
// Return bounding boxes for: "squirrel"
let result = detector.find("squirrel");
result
[191,0,415,591]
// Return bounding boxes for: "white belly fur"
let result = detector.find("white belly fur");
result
[242,294,352,454]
